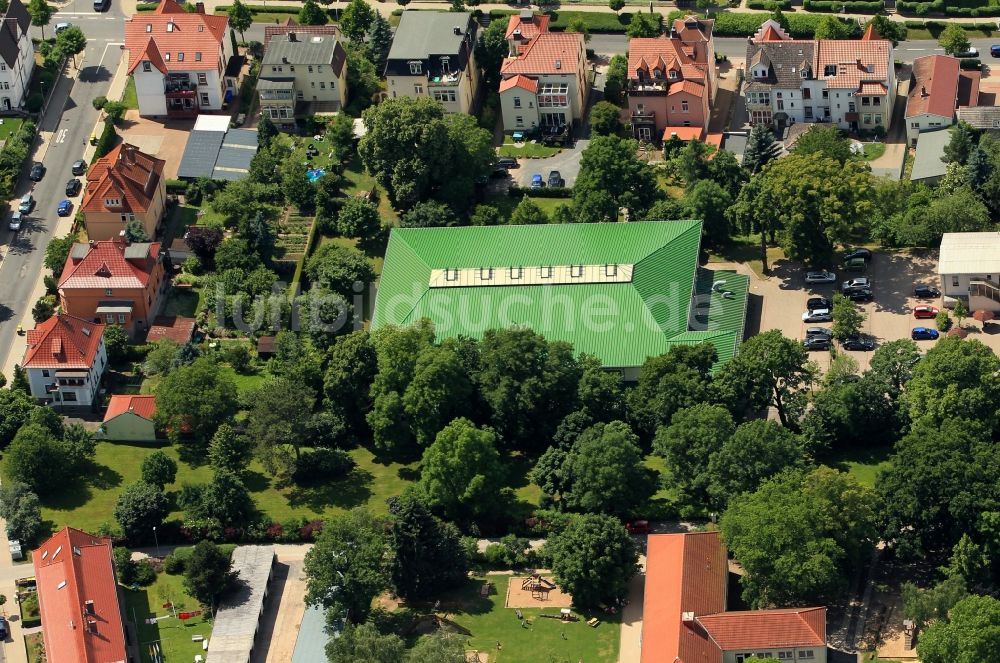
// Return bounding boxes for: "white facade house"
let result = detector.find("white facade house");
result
[22,315,107,408]
[938,232,1000,312]
[0,0,34,112]
[124,0,241,118]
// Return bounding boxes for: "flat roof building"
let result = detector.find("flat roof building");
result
[206,545,275,663]
[938,232,1000,311]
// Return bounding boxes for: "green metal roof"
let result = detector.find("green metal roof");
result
[372,221,748,369]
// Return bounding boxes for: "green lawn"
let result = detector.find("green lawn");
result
[498,138,562,159]
[0,117,24,143]
[413,574,620,663]
[122,77,138,110]
[20,591,39,627]
[857,143,886,161]
[161,287,201,318]
[343,155,398,225]
[123,571,212,663]
[483,193,571,222]
[822,446,893,489]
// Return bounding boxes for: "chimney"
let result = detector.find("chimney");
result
[681,612,695,622]
[288,31,297,41]
[195,1,205,13]
[856,58,862,68]
[921,85,927,97]
[453,26,462,35]
[282,56,288,64]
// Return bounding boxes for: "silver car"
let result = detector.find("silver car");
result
[805,270,836,284]
[802,308,832,323]
[9,211,22,231]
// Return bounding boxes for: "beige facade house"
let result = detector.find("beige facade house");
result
[101,394,157,441]
[258,30,348,128]
[82,143,166,242]
[498,12,588,132]
[384,11,479,114]
[938,232,1000,311]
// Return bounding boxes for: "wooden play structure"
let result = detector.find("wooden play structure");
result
[522,573,557,600]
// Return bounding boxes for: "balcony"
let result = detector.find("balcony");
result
[631,110,655,124]
[629,80,669,95]
[165,79,196,94]
[971,280,1000,304]
[428,70,461,86]
[259,90,294,101]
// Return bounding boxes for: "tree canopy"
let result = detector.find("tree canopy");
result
[573,136,662,222]
[548,513,638,609]
[418,418,506,521]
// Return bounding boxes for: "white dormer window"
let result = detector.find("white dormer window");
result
[800,68,808,78]
[164,53,170,61]
[177,52,184,61]
[668,70,677,80]
[142,61,151,72]
[145,23,151,32]
[409,61,422,74]
[195,52,202,61]
[166,21,174,32]
[105,198,121,207]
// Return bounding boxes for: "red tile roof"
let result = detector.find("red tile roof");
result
[958,69,981,108]
[499,74,538,94]
[668,79,705,97]
[125,0,229,74]
[59,240,162,290]
[628,36,708,80]
[22,314,105,370]
[817,39,892,90]
[907,55,959,119]
[505,12,549,42]
[861,23,881,41]
[753,19,792,42]
[671,15,714,43]
[697,608,827,650]
[663,125,706,142]
[33,527,128,663]
[501,32,584,76]
[104,394,157,422]
[83,143,165,216]
[146,315,196,344]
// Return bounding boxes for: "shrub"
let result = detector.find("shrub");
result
[935,310,951,332]
[292,448,355,484]
[163,552,186,575]
[134,559,158,586]
[94,120,118,159]
[92,96,107,110]
[483,543,506,567]
[25,93,43,113]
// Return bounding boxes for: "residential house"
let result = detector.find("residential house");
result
[373,222,749,380]
[938,232,1000,311]
[627,15,716,143]
[905,55,981,145]
[385,11,479,114]
[82,143,167,241]
[744,20,895,132]
[0,0,33,112]
[124,0,242,118]
[258,31,348,127]
[33,528,128,663]
[641,531,828,663]
[957,105,1000,131]
[22,314,107,407]
[101,394,157,441]
[499,12,588,132]
[58,238,168,336]
[263,19,340,48]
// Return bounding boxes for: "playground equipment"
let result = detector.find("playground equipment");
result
[522,574,557,600]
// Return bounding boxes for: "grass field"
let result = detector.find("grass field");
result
[0,117,24,143]
[415,574,620,663]
[822,446,893,489]
[123,571,212,663]
[498,138,562,159]
[24,633,44,663]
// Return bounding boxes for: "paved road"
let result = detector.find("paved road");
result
[0,45,122,372]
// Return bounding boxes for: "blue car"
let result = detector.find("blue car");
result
[992,44,1000,57]
[57,199,72,217]
[911,327,939,340]
[531,173,544,188]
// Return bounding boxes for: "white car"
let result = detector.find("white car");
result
[955,46,979,58]
[802,308,832,323]
[8,211,22,231]
[805,270,836,284]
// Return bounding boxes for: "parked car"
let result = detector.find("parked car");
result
[54,22,72,33]
[847,288,873,302]
[57,200,72,217]
[844,258,867,272]
[914,284,941,299]
[992,44,1000,58]
[547,170,565,188]
[29,161,44,182]
[807,296,832,311]
[802,308,832,323]
[843,248,872,263]
[805,270,836,284]
[955,46,979,58]
[913,305,939,319]
[93,0,109,11]
[805,327,833,338]
[66,178,81,196]
[18,193,33,213]
[0,615,8,639]
[530,174,544,189]
[842,335,875,351]
[8,211,22,231]
[804,336,831,351]
[911,327,940,340]
[842,277,871,291]
[625,520,649,534]
[71,159,87,175]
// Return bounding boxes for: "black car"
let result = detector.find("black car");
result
[804,336,832,351]
[497,157,518,170]
[0,615,8,640]
[843,248,873,263]
[65,178,81,196]
[71,159,87,175]
[847,288,874,302]
[842,335,876,351]
[807,296,832,311]
[547,171,565,188]
[914,284,941,299]
[805,326,832,338]
[29,161,44,182]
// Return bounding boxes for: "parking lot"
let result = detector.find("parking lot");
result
[752,250,949,373]
[512,138,588,188]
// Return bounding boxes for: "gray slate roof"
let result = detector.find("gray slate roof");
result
[744,41,816,91]
[0,0,30,69]
[388,11,472,60]
[206,546,275,663]
[264,33,345,75]
[910,128,951,182]
[956,106,1000,130]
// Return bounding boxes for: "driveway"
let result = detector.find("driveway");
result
[513,139,589,188]
[618,552,645,663]
[117,111,195,180]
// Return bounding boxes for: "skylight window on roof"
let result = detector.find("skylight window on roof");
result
[167,21,174,32]
[145,24,151,32]
[164,53,170,61]
[195,52,202,61]
[53,545,63,560]
[177,52,184,61]
[429,264,635,288]
[57,581,66,589]
[197,24,204,32]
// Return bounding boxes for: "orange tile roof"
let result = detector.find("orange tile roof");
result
[668,79,705,97]
[499,74,538,94]
[104,394,157,422]
[958,69,981,108]
[22,314,105,370]
[125,0,229,74]
[697,607,827,650]
[663,125,706,142]
[501,32,583,76]
[33,528,128,663]
[640,532,727,663]
[146,315,196,344]
[628,36,708,80]
[753,19,792,42]
[59,240,162,290]
[907,55,960,119]
[861,22,881,41]
[83,143,165,216]
[505,12,549,41]
[817,39,891,90]
[671,15,714,43]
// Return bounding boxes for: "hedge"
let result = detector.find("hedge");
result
[803,0,884,11]
[708,12,860,38]
[0,120,36,198]
[746,0,792,8]
[94,120,118,160]
[547,9,633,33]
[508,186,573,199]
[903,18,998,32]
[166,179,187,194]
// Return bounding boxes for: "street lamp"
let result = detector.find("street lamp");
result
[153,526,160,559]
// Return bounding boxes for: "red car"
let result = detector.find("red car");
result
[625,520,649,535]
[913,305,939,319]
